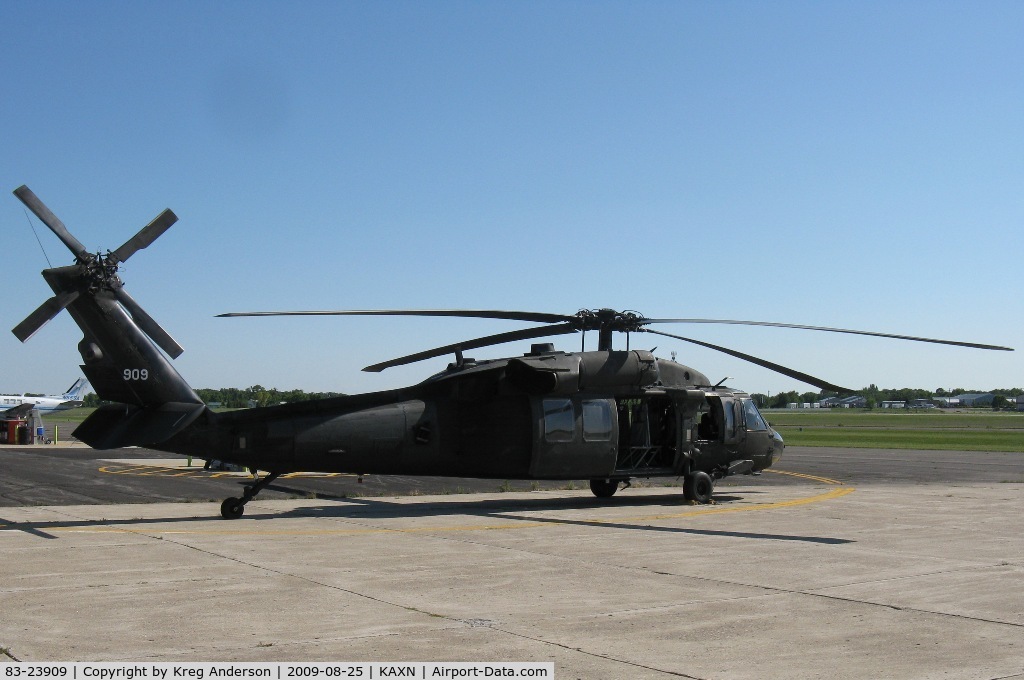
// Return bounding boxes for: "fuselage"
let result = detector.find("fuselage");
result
[154,348,783,482]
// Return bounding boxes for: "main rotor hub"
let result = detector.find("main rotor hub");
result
[574,309,648,350]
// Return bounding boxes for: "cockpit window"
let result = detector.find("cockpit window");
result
[742,399,768,431]
[723,399,736,439]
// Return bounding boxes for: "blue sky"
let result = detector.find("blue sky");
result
[2,1,1021,397]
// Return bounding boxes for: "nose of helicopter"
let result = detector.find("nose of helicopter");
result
[750,428,784,472]
[770,429,784,465]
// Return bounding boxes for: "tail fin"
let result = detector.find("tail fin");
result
[12,185,205,448]
[61,378,89,400]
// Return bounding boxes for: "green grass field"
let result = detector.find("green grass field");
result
[764,409,1024,451]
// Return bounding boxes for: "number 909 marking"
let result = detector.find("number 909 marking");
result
[123,369,149,381]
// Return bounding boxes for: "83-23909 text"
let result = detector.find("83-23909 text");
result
[4,669,68,678]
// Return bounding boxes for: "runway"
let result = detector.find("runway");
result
[1,447,1022,679]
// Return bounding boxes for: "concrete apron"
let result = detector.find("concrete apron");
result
[1,481,1022,679]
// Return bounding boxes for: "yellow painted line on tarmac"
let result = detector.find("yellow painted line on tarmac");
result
[764,469,846,485]
[103,465,163,475]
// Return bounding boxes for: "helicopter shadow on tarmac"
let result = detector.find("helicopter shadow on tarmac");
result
[0,484,852,545]
[266,486,854,546]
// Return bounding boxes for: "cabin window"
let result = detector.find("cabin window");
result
[582,400,613,441]
[742,399,768,431]
[543,398,575,442]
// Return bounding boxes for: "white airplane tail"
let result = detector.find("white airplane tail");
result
[61,378,89,401]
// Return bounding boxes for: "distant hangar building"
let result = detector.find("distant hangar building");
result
[817,396,867,408]
[954,393,995,407]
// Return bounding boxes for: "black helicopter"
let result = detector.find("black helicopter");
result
[11,186,1014,519]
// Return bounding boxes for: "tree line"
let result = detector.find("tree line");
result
[752,385,1023,410]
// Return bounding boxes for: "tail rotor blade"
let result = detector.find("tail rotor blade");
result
[13,186,90,260]
[12,291,80,342]
[110,208,178,264]
[113,287,184,358]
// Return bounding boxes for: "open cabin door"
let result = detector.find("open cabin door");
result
[611,389,705,476]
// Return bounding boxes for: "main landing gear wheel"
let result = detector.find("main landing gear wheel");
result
[684,471,714,504]
[590,478,620,498]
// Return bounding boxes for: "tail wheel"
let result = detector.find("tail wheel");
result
[221,497,245,519]
[589,478,620,498]
[684,471,714,504]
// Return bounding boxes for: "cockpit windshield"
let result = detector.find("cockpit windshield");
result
[741,398,768,431]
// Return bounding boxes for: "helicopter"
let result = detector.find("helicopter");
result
[11,185,1014,519]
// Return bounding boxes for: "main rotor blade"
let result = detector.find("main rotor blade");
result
[643,328,853,393]
[113,287,184,358]
[12,291,80,342]
[218,309,576,324]
[364,322,578,372]
[13,185,90,259]
[641,318,1013,352]
[110,208,178,264]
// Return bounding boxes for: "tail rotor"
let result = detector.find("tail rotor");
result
[12,185,183,358]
